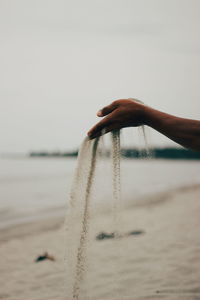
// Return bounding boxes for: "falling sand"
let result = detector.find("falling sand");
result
[72,137,99,299]
[65,128,150,300]
[64,137,100,299]
[111,130,121,237]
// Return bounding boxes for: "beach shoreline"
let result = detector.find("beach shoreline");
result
[1,184,200,299]
[1,182,199,243]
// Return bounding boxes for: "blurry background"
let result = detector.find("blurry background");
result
[1,0,200,153]
[0,0,200,226]
[1,2,200,299]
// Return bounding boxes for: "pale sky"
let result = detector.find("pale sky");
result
[0,0,200,152]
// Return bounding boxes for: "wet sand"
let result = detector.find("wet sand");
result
[0,185,200,300]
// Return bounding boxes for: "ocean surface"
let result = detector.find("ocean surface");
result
[0,157,200,230]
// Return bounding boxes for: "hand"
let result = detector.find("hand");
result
[87,98,146,139]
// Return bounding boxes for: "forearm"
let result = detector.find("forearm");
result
[144,107,200,151]
[88,99,200,152]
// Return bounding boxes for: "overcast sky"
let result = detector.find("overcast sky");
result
[0,0,200,152]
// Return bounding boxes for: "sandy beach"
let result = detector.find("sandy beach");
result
[1,0,200,298]
[1,184,200,300]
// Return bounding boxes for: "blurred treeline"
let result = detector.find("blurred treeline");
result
[30,147,200,160]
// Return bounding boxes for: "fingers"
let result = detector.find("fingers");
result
[88,123,120,139]
[87,116,121,139]
[88,101,119,138]
[87,115,113,139]
[97,101,118,117]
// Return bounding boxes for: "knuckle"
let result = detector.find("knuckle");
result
[112,100,120,106]
[101,106,107,113]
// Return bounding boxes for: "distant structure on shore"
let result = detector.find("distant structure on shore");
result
[29,150,78,158]
[29,147,200,160]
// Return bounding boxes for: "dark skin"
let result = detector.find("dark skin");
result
[87,99,200,152]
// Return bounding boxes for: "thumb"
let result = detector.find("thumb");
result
[97,101,118,117]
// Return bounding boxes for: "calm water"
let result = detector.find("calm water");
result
[0,157,200,229]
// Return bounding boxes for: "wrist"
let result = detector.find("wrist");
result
[139,104,153,126]
[142,105,176,131]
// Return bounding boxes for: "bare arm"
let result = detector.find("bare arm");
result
[87,99,200,152]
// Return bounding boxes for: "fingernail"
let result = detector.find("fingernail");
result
[87,131,93,139]
[97,110,103,117]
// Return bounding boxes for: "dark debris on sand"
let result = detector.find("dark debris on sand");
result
[96,230,145,240]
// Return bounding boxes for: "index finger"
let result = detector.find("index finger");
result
[97,101,118,117]
[87,115,112,139]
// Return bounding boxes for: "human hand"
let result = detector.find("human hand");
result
[87,98,146,139]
